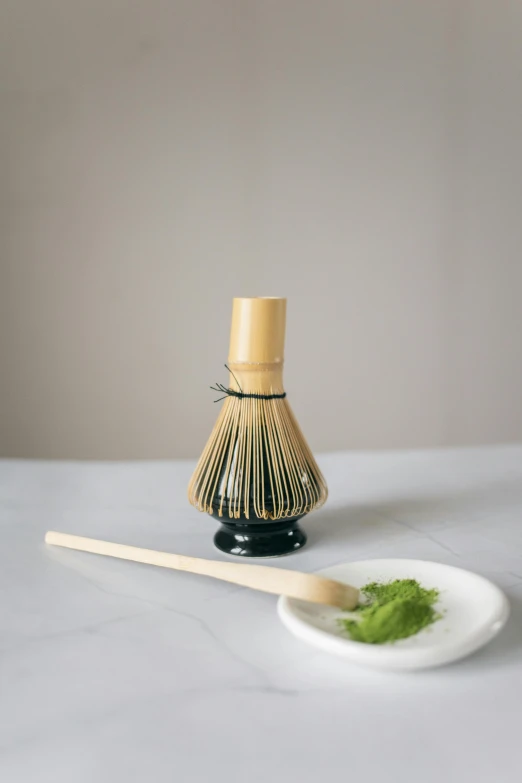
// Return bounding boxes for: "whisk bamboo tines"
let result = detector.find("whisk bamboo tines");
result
[188,297,328,558]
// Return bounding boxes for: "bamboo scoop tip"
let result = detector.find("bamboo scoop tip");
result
[305,577,359,611]
[339,585,360,611]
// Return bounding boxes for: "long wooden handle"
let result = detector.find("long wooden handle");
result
[44,531,359,609]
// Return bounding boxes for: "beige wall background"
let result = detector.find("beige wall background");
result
[1,0,521,459]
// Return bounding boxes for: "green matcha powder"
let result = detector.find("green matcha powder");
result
[339,578,440,644]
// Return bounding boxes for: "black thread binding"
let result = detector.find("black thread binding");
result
[211,364,287,403]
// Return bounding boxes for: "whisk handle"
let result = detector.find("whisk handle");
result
[44,531,358,609]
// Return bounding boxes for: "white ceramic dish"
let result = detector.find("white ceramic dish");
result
[278,559,510,671]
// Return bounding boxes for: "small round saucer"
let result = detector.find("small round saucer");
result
[278,559,510,671]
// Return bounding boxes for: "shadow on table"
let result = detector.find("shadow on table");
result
[303,494,448,549]
[304,503,397,549]
[305,476,522,549]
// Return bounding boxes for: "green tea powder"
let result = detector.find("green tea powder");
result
[339,578,440,644]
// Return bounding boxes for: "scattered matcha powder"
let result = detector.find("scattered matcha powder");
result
[339,578,441,644]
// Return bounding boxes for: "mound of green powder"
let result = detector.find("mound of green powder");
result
[339,578,440,644]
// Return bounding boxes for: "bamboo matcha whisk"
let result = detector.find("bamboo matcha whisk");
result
[188,297,327,557]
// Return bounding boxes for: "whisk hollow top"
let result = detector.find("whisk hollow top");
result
[228,297,286,364]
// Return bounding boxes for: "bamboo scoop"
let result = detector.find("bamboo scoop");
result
[44,531,359,610]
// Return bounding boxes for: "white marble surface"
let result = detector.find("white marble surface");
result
[1,447,522,782]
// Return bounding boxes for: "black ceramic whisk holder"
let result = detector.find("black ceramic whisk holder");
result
[212,515,307,558]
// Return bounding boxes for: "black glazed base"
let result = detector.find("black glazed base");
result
[212,516,307,557]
